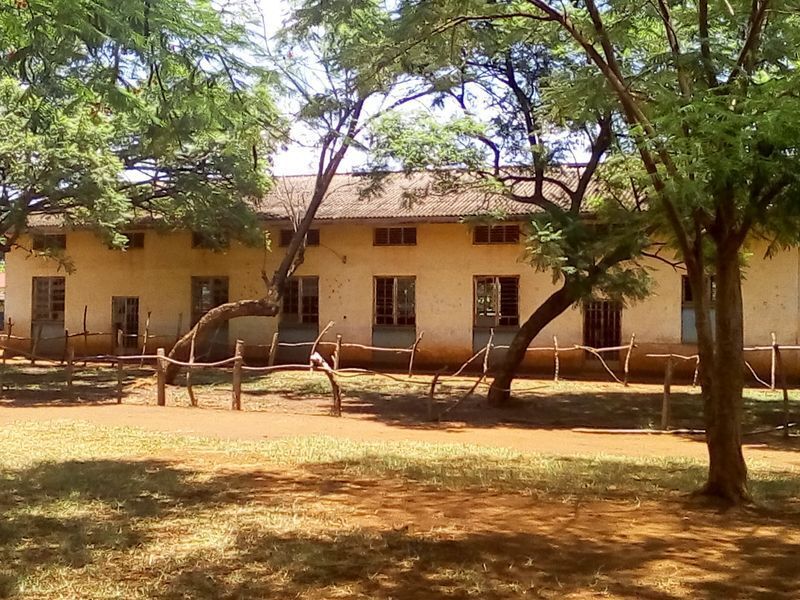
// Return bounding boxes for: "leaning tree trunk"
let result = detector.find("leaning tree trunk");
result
[699,242,749,504]
[165,297,279,383]
[487,284,575,406]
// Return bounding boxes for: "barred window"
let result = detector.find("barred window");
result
[473,225,520,245]
[282,277,320,325]
[374,227,417,246]
[279,229,320,247]
[375,277,416,326]
[32,277,65,322]
[474,276,518,327]
[32,234,66,251]
[191,277,229,326]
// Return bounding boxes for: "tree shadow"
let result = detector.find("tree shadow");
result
[1,456,799,599]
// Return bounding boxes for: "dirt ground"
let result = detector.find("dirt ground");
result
[1,401,799,472]
[1,363,800,598]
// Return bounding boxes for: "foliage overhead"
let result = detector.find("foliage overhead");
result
[0,0,284,251]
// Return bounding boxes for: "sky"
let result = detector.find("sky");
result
[254,0,368,176]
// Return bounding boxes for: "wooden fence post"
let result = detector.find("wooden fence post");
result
[408,331,424,377]
[66,341,75,392]
[623,333,635,387]
[333,334,342,370]
[116,357,124,404]
[267,332,279,366]
[30,326,42,366]
[156,348,166,406]
[186,328,197,407]
[661,355,674,430]
[692,357,700,388]
[62,329,69,364]
[83,305,88,355]
[771,332,777,391]
[232,339,244,411]
[775,343,791,438]
[140,311,151,368]
[553,335,560,383]
[483,329,494,376]
[324,368,342,417]
[428,372,441,421]
[3,318,12,365]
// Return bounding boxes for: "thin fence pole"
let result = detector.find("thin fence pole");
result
[775,343,791,438]
[408,331,424,377]
[116,357,124,404]
[232,339,244,411]
[553,335,560,383]
[771,332,777,391]
[3,318,11,365]
[661,355,674,430]
[62,329,69,364]
[66,341,75,393]
[268,332,279,366]
[156,348,166,406]
[692,357,700,388]
[83,305,88,355]
[186,327,198,407]
[428,372,441,421]
[623,333,635,387]
[483,329,494,376]
[140,311,151,368]
[30,326,42,366]
[333,334,342,370]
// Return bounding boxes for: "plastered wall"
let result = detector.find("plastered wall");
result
[5,224,799,376]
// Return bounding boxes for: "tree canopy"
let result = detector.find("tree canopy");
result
[0,0,283,251]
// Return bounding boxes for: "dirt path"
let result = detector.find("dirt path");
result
[2,403,799,470]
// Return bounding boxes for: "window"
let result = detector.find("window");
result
[191,277,229,326]
[192,232,229,249]
[474,276,519,327]
[112,296,140,349]
[375,277,416,326]
[281,277,319,325]
[681,275,716,343]
[32,234,66,251]
[374,227,417,246]
[279,228,320,247]
[473,224,520,245]
[32,277,65,322]
[583,300,622,350]
[123,232,145,249]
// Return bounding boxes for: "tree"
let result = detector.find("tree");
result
[165,0,426,381]
[384,0,800,504]
[363,14,652,405]
[0,0,281,251]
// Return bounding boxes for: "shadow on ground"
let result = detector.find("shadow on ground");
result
[0,456,799,599]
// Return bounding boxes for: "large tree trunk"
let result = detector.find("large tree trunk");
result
[165,297,279,383]
[699,243,749,504]
[487,284,575,406]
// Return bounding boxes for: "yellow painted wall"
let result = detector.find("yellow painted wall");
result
[5,225,799,376]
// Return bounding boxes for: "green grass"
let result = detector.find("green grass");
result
[0,421,798,599]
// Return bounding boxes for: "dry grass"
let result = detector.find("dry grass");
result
[0,421,799,599]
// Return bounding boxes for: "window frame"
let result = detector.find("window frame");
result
[32,234,67,251]
[278,228,320,247]
[374,276,416,327]
[191,232,230,250]
[472,224,520,245]
[281,276,320,326]
[31,276,66,323]
[373,227,417,246]
[473,275,519,328]
[681,275,716,344]
[190,276,229,326]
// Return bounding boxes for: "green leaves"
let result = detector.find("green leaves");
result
[0,0,285,251]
